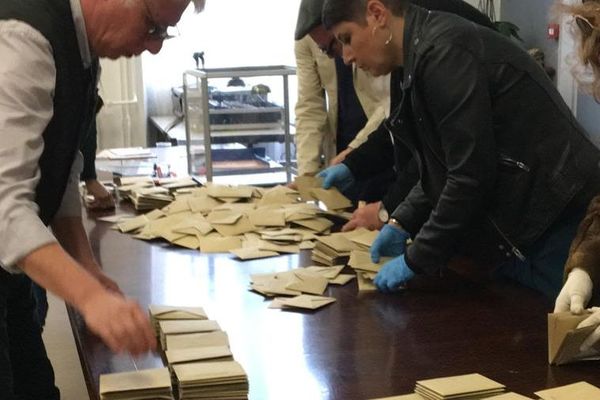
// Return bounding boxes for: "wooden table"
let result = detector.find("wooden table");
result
[71,209,600,400]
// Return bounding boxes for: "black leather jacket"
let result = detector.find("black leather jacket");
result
[346,5,600,275]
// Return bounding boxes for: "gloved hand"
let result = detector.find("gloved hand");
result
[374,255,416,293]
[371,223,410,263]
[554,268,593,314]
[578,307,600,352]
[318,163,355,192]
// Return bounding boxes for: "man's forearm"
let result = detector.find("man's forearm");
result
[18,242,105,312]
[51,216,97,268]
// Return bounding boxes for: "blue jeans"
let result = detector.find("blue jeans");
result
[495,206,586,300]
[0,269,60,400]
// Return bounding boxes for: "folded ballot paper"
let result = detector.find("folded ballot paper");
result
[99,367,173,400]
[414,373,505,400]
[548,311,600,365]
[535,381,600,400]
[172,360,249,400]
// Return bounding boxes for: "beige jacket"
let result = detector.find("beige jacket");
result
[294,36,390,176]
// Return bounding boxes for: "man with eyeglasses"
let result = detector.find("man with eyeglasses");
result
[0,0,204,398]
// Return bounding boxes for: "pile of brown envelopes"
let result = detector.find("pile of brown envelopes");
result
[311,228,376,266]
[172,360,249,400]
[547,311,600,365]
[535,381,600,400]
[113,182,354,258]
[414,373,506,399]
[99,367,174,400]
[250,265,354,310]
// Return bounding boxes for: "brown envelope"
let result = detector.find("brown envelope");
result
[166,330,229,350]
[247,209,286,227]
[276,294,336,310]
[356,271,377,291]
[206,184,254,199]
[166,345,233,365]
[348,250,392,273]
[303,265,345,279]
[328,274,356,285]
[415,373,505,399]
[487,393,534,400]
[535,381,600,400]
[285,271,329,295]
[149,305,207,320]
[172,235,200,250]
[292,217,334,233]
[548,311,600,365]
[160,320,221,335]
[99,367,171,395]
[369,394,426,400]
[212,215,256,237]
[310,187,353,210]
[230,247,279,260]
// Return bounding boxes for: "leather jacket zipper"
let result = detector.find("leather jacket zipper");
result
[499,155,530,172]
[487,217,526,261]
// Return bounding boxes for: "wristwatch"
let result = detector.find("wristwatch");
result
[377,202,389,223]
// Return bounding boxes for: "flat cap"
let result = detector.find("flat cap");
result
[295,0,324,40]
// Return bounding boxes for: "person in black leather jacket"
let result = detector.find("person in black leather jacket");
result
[320,0,600,298]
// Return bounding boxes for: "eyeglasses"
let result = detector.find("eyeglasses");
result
[574,14,600,36]
[142,0,179,40]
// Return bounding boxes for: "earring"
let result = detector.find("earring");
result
[385,31,393,45]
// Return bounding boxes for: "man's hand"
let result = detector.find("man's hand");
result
[85,179,115,210]
[330,147,353,166]
[371,223,410,263]
[578,307,600,352]
[374,255,415,293]
[342,201,384,232]
[79,290,156,356]
[317,164,355,192]
[554,268,593,314]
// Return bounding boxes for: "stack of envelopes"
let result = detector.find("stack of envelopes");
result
[312,232,363,265]
[159,319,222,349]
[370,393,531,400]
[172,360,249,400]
[129,186,174,211]
[148,305,208,336]
[348,250,392,291]
[99,367,173,400]
[535,381,600,400]
[414,373,505,400]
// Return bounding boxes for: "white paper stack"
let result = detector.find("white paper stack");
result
[414,373,505,400]
[99,367,173,400]
[172,360,249,400]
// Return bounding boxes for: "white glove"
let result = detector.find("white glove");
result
[578,307,600,352]
[554,268,593,314]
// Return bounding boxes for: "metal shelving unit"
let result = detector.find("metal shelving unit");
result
[182,65,296,184]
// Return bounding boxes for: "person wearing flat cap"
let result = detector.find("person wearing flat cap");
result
[294,0,397,206]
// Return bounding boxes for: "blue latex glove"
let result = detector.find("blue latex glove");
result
[370,223,410,263]
[374,255,416,293]
[317,164,355,192]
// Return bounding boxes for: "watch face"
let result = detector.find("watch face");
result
[378,207,389,223]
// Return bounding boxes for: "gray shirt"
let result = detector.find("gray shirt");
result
[0,0,91,272]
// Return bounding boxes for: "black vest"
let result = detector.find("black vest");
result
[0,0,98,224]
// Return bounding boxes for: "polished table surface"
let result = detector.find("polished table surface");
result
[72,208,600,400]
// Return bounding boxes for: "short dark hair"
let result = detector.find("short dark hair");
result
[322,0,409,29]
